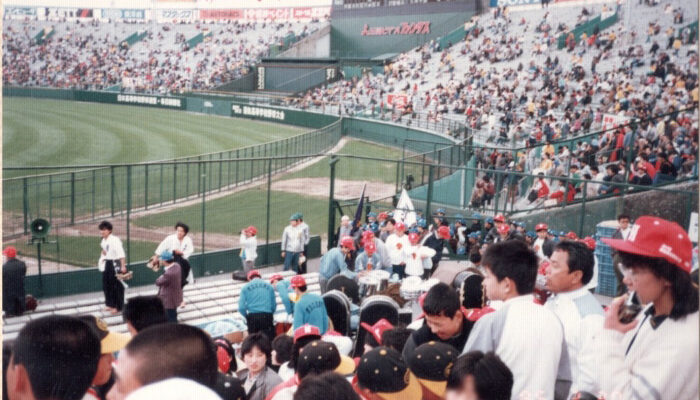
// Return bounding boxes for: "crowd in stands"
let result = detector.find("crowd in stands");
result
[290,0,698,209]
[2,18,326,93]
[4,208,699,400]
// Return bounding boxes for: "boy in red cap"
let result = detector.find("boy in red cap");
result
[291,276,329,335]
[2,246,26,316]
[319,236,357,293]
[599,216,698,399]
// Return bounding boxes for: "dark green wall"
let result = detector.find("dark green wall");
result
[330,11,472,59]
[25,236,321,298]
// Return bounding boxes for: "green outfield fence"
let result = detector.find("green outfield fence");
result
[4,88,697,298]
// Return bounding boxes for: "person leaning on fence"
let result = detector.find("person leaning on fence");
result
[240,225,259,274]
[98,220,127,314]
[282,213,305,274]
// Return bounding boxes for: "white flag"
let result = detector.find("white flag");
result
[394,189,417,227]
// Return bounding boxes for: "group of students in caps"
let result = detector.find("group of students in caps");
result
[3,209,698,400]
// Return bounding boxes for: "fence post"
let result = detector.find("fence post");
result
[110,166,116,217]
[426,165,435,219]
[160,164,164,206]
[173,164,178,204]
[201,162,206,258]
[265,158,273,265]
[22,177,29,235]
[579,182,588,237]
[197,157,201,197]
[91,170,95,220]
[144,164,149,210]
[328,156,339,250]
[49,175,54,224]
[126,165,132,267]
[70,172,76,225]
[219,153,223,192]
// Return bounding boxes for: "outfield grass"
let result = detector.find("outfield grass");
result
[14,236,158,268]
[3,98,308,169]
[133,187,330,242]
[281,139,407,184]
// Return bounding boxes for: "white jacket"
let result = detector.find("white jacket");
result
[385,233,411,265]
[240,233,258,262]
[598,307,699,400]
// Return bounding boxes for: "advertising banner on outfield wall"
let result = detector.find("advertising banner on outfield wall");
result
[496,0,540,5]
[4,6,37,18]
[101,9,145,20]
[231,103,286,122]
[45,7,93,19]
[200,7,329,21]
[157,9,196,22]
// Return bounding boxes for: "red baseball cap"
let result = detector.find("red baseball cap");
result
[3,246,17,258]
[293,324,321,342]
[395,222,406,231]
[535,223,548,232]
[494,214,506,223]
[437,225,451,239]
[497,224,510,235]
[340,236,356,251]
[269,274,284,284]
[360,318,394,345]
[365,241,377,255]
[362,230,375,240]
[247,270,261,280]
[565,231,578,240]
[378,212,388,220]
[581,236,596,250]
[290,275,307,288]
[408,232,420,244]
[602,216,693,273]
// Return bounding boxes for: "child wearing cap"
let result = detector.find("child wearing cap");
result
[240,226,258,274]
[281,214,304,273]
[598,216,699,399]
[239,270,277,340]
[319,236,358,293]
[354,346,422,400]
[385,223,411,279]
[291,276,329,335]
[407,342,459,400]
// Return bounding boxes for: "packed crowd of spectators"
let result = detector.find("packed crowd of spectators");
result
[4,209,698,400]
[2,18,326,94]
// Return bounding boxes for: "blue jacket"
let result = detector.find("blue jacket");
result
[319,248,356,280]
[293,292,328,335]
[275,279,294,315]
[355,251,390,274]
[239,278,276,317]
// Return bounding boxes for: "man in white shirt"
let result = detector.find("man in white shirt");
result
[544,241,604,398]
[281,213,304,273]
[532,223,552,261]
[98,220,127,314]
[385,222,410,279]
[154,222,194,287]
[462,240,570,400]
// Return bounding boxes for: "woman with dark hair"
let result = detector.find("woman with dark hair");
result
[237,333,282,400]
[154,221,194,288]
[600,216,698,399]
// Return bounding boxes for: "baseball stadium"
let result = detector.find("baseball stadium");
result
[2,0,699,398]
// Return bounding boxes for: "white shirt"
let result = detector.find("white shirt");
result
[155,233,194,260]
[545,287,604,396]
[404,244,436,276]
[240,233,258,262]
[281,225,304,253]
[619,226,632,240]
[299,222,310,246]
[463,294,566,400]
[598,308,699,400]
[385,233,411,265]
[533,237,547,260]
[101,234,125,260]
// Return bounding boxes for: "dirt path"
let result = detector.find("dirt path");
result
[271,178,395,201]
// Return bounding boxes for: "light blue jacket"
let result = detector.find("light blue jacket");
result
[293,292,329,335]
[319,247,356,280]
[238,278,276,317]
